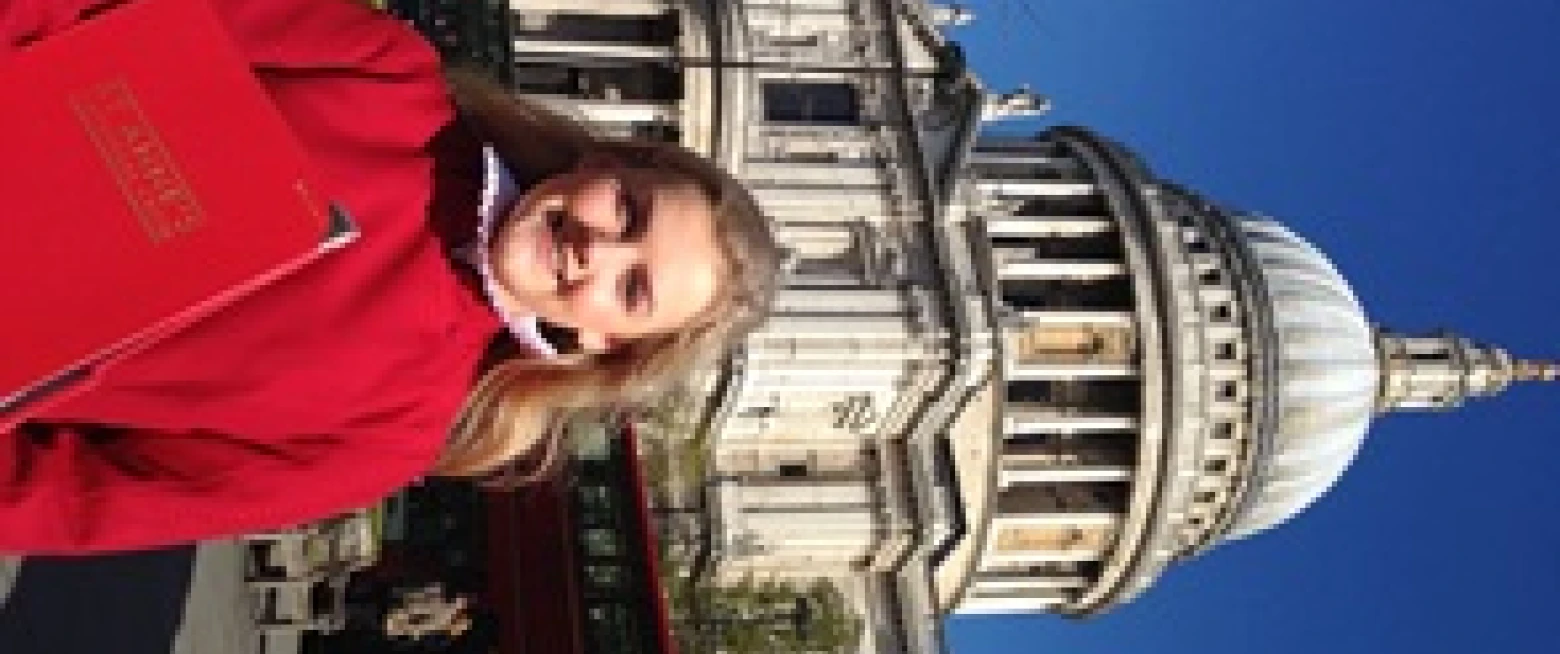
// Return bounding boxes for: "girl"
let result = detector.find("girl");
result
[0,0,779,553]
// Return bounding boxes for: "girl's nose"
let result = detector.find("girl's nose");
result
[571,243,640,325]
[566,231,635,276]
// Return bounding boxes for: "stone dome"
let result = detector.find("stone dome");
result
[1221,217,1381,540]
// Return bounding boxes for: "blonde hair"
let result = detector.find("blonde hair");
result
[432,68,780,481]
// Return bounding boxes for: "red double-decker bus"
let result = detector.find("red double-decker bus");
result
[315,422,675,654]
[485,422,676,654]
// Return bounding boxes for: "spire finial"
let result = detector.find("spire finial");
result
[1513,359,1560,382]
[1376,330,1535,411]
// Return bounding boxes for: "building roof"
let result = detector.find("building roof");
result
[1221,217,1380,540]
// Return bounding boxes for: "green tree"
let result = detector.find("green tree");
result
[669,576,863,654]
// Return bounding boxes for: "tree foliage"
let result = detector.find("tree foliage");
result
[668,575,863,654]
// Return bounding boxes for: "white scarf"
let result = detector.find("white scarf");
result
[465,147,558,358]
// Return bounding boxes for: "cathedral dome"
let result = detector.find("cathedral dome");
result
[1221,218,1381,540]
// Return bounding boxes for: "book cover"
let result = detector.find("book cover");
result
[0,0,356,420]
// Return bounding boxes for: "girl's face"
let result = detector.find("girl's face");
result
[488,159,723,352]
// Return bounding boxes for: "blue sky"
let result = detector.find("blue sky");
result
[943,2,1560,653]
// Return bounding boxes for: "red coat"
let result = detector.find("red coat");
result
[0,0,501,553]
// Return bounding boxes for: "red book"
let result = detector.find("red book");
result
[0,0,356,423]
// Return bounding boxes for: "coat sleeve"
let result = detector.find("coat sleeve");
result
[0,0,451,554]
[3,0,432,73]
[0,423,433,554]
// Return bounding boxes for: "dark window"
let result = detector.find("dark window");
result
[1022,232,1123,260]
[1212,422,1235,439]
[786,150,840,164]
[583,527,623,557]
[764,33,820,48]
[586,563,626,589]
[763,82,862,124]
[1217,382,1240,400]
[740,405,775,419]
[584,603,645,654]
[1215,342,1239,360]
[513,12,678,43]
[632,123,681,143]
[511,63,681,102]
[579,485,616,516]
[1000,276,1133,311]
[1005,379,1055,404]
[1015,193,1108,217]
[778,462,810,477]
[790,246,861,279]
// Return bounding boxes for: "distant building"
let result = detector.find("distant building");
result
[384,2,1556,653]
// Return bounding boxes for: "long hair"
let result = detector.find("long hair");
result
[431,68,780,481]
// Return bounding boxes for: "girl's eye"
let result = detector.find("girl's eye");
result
[617,177,649,241]
[545,208,568,235]
[623,266,650,311]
